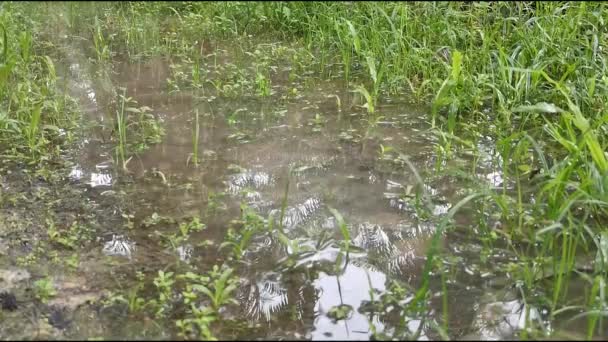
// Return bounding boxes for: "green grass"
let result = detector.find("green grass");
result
[0,2,79,166]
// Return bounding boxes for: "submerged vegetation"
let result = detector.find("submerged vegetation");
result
[0,1,607,340]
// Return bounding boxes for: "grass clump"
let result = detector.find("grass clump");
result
[0,3,79,166]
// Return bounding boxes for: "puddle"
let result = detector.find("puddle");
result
[2,29,594,341]
[51,51,483,339]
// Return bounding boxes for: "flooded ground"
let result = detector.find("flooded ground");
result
[0,30,596,341]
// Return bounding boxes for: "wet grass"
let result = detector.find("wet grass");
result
[0,3,78,168]
[1,1,607,340]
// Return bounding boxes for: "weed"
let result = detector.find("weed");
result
[255,70,271,97]
[157,216,206,251]
[106,271,150,314]
[195,265,239,311]
[220,204,264,260]
[93,16,111,63]
[152,270,175,317]
[46,219,92,250]
[33,277,56,303]
[191,109,200,167]
[113,88,164,169]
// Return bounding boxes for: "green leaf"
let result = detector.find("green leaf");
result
[223,284,237,297]
[44,56,56,81]
[567,107,608,172]
[192,284,214,298]
[277,232,292,250]
[587,77,596,98]
[42,124,61,132]
[0,23,8,61]
[353,85,374,113]
[365,55,377,84]
[345,20,360,54]
[329,207,350,249]
[451,50,462,82]
[125,107,141,113]
[595,231,608,272]
[518,164,531,172]
[512,102,564,114]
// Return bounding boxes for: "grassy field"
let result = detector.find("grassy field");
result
[1,1,607,340]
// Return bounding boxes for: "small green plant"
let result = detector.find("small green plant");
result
[378,143,394,161]
[205,191,227,217]
[174,265,237,340]
[176,305,217,340]
[431,49,464,156]
[93,16,111,63]
[192,54,202,88]
[112,89,164,169]
[328,304,353,321]
[255,71,271,97]
[196,265,239,311]
[276,234,312,269]
[333,18,354,84]
[158,216,206,250]
[33,277,56,303]
[220,205,264,260]
[353,84,375,114]
[106,271,150,314]
[23,103,42,160]
[152,270,175,317]
[329,207,350,254]
[66,253,80,269]
[365,54,385,108]
[47,219,92,250]
[142,212,175,228]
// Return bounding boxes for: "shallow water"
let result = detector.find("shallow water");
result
[1,33,594,340]
[61,48,488,339]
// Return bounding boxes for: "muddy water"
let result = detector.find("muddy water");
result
[0,37,552,340]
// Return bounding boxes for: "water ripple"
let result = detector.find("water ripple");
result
[227,170,274,194]
[270,197,322,230]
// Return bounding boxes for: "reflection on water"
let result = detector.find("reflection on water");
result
[241,273,290,322]
[102,234,136,259]
[352,223,392,253]
[312,264,386,340]
[69,165,84,181]
[269,197,323,230]
[69,163,113,187]
[89,172,113,188]
[471,299,543,340]
[485,171,504,188]
[176,244,193,263]
[227,170,275,194]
